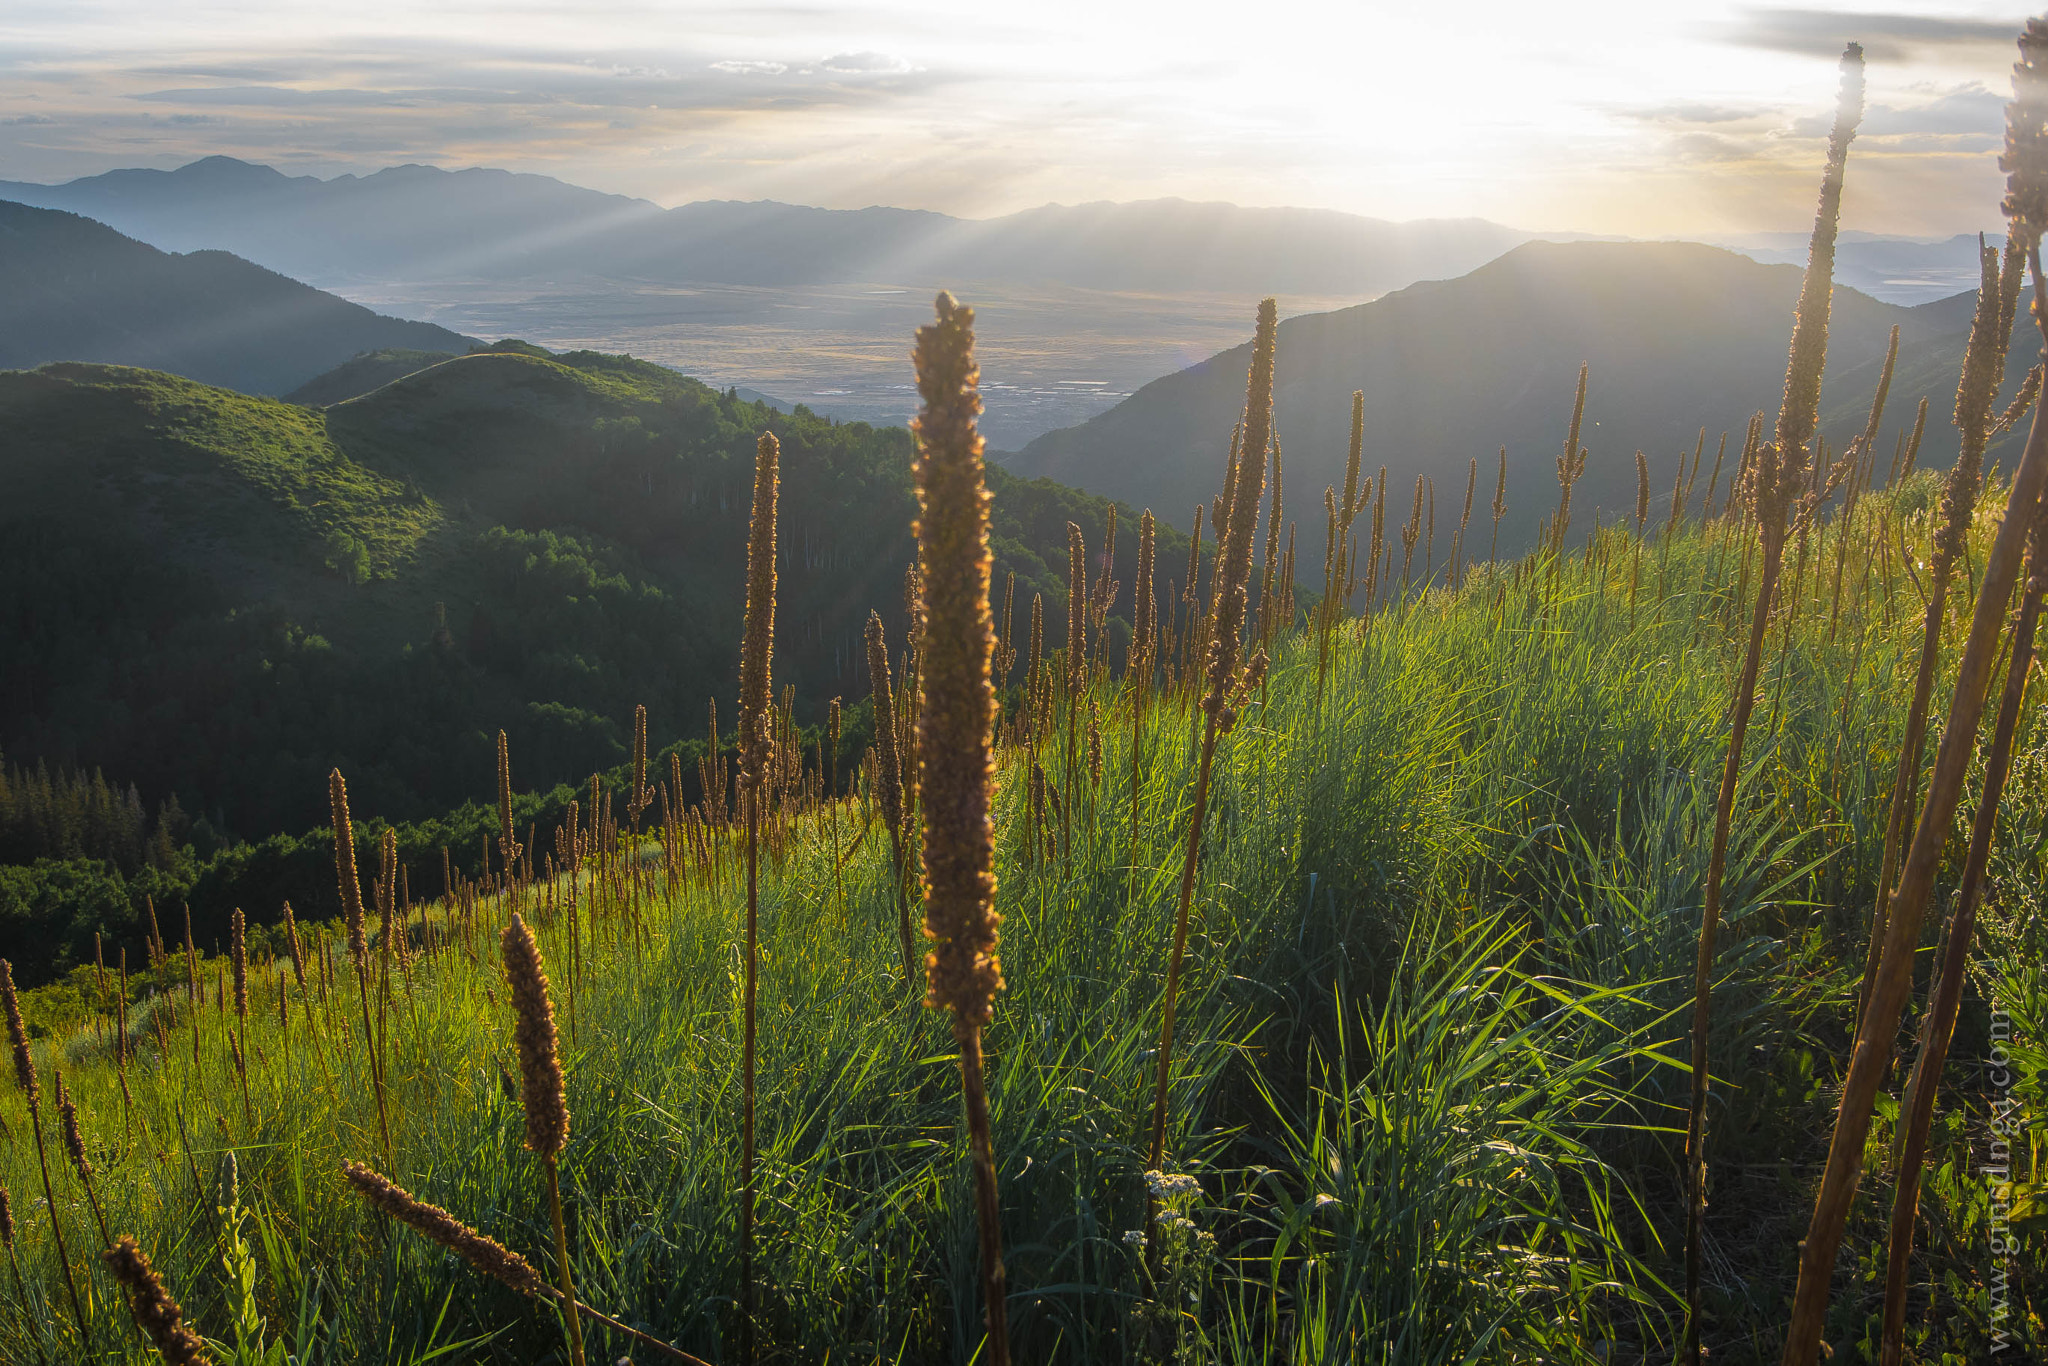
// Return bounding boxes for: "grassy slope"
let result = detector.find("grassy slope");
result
[282,349,462,407]
[5,481,2042,1364]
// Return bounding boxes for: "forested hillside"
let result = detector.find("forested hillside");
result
[0,347,1184,978]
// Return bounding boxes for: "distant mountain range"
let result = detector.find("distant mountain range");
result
[0,156,1989,305]
[1713,230,1991,307]
[0,156,1556,296]
[0,201,473,395]
[1007,240,2034,556]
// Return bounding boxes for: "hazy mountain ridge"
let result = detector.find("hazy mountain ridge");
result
[1006,240,2032,556]
[0,200,474,395]
[0,156,1555,296]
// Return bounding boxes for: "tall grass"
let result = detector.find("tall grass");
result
[5,467,2043,1361]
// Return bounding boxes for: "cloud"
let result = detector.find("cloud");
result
[1784,84,2003,137]
[1723,9,2018,63]
[2,113,55,126]
[1669,131,1764,163]
[817,51,912,74]
[136,85,422,108]
[1619,101,1773,125]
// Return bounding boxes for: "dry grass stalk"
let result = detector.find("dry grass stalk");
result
[54,1072,111,1248]
[868,612,916,983]
[501,913,582,1366]
[496,731,520,909]
[329,770,391,1161]
[343,1163,710,1365]
[2,957,87,1342]
[1858,231,2031,1024]
[1769,36,2048,1365]
[1686,43,1863,1366]
[910,290,1010,1366]
[1880,500,2048,1365]
[736,427,779,1366]
[1,1182,49,1366]
[1148,298,1277,1219]
[1551,364,1591,558]
[104,1236,209,1365]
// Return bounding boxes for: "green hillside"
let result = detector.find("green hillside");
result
[1007,241,2031,553]
[282,348,463,406]
[0,350,1186,974]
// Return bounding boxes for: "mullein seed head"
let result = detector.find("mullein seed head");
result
[1340,392,1365,530]
[1135,509,1156,665]
[2003,19,2048,247]
[632,703,649,817]
[342,1162,550,1299]
[105,1236,211,1365]
[1087,702,1103,785]
[866,612,906,839]
[500,913,568,1160]
[1775,42,1865,466]
[1,960,35,1106]
[1634,451,1650,531]
[230,908,247,1020]
[0,1183,13,1246]
[910,292,1004,1026]
[55,1072,90,1178]
[282,901,306,990]
[1066,522,1087,690]
[1026,594,1043,690]
[330,770,368,966]
[740,432,780,796]
[1205,299,1278,726]
[496,731,519,870]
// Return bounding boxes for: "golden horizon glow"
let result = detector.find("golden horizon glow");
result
[0,1,2026,237]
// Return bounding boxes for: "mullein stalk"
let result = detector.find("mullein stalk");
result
[1147,299,1276,1219]
[911,291,1011,1366]
[1879,500,2048,1366]
[501,914,583,1366]
[53,1073,111,1245]
[1769,41,2048,1366]
[104,1237,208,1366]
[1789,279,2048,1361]
[1857,229,2027,1027]
[1690,43,1863,1366]
[868,613,916,985]
[229,909,252,1127]
[1551,364,1591,561]
[342,1164,709,1365]
[1131,510,1156,861]
[330,771,390,1162]
[736,429,778,1366]
[1,961,88,1345]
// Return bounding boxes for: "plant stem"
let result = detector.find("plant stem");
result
[545,1157,586,1366]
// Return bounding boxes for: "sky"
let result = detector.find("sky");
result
[0,2,2031,237]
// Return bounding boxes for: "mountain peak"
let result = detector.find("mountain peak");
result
[168,155,290,185]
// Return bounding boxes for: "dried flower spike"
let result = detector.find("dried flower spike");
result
[912,291,1005,1027]
[500,914,568,1160]
[105,1236,212,1365]
[342,1162,548,1299]
[1,960,35,1105]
